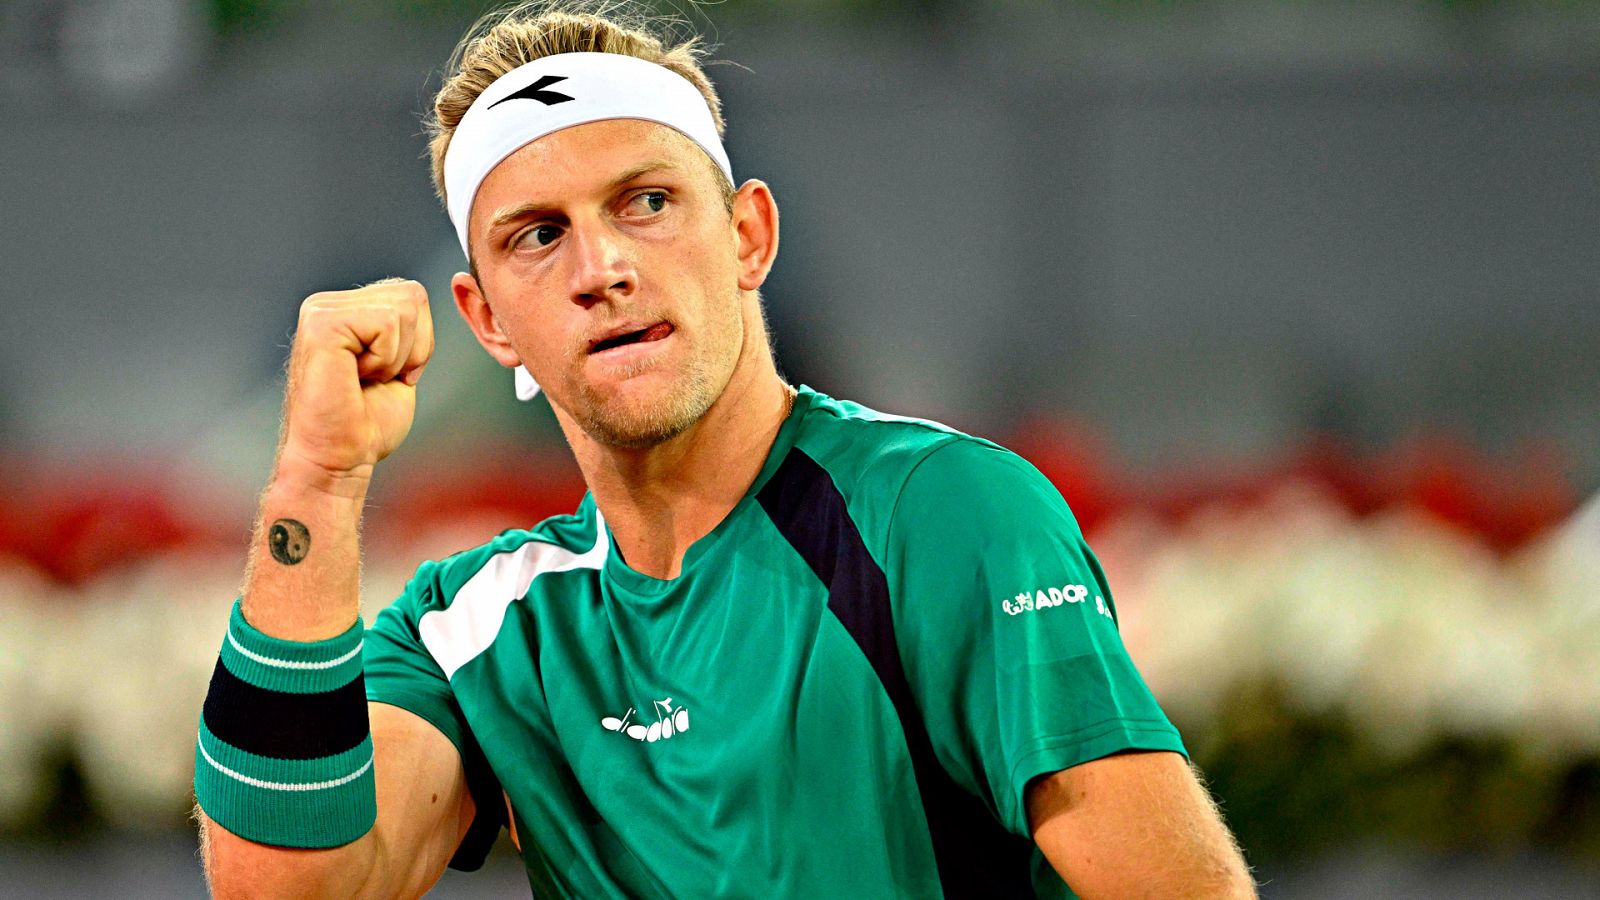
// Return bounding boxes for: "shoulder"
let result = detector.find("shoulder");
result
[794,387,997,487]
[889,437,1084,558]
[790,388,1071,547]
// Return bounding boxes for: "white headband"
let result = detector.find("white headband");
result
[442,52,734,401]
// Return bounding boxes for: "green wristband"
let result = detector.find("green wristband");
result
[194,599,376,848]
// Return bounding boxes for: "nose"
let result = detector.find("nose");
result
[566,217,636,306]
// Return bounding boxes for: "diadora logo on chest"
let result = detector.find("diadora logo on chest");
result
[601,697,690,743]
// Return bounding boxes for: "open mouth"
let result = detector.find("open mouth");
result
[589,322,674,354]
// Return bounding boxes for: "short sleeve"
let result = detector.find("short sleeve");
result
[364,561,506,870]
[887,439,1185,836]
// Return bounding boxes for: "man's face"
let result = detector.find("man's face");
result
[463,119,746,448]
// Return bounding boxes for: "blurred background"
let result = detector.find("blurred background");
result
[2,0,1598,896]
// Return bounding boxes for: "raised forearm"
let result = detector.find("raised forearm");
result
[202,468,380,892]
[199,280,448,896]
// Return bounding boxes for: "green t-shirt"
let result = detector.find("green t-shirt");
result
[364,386,1184,898]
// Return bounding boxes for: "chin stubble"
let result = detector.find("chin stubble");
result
[574,362,719,449]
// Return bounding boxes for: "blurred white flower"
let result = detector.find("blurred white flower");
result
[1107,485,1600,763]
[69,554,235,828]
[1509,511,1600,759]
[0,561,69,828]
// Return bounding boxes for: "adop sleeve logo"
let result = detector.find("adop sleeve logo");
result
[489,74,575,108]
[1002,582,1115,621]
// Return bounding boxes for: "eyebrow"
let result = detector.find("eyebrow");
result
[487,160,680,233]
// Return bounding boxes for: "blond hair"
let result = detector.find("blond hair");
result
[427,1,728,209]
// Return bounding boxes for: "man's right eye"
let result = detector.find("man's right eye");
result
[522,224,562,247]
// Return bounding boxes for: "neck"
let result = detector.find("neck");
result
[560,312,791,580]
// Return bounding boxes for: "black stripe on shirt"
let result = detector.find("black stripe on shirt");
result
[757,447,1035,899]
[202,657,369,760]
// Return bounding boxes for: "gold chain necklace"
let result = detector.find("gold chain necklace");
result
[781,383,797,420]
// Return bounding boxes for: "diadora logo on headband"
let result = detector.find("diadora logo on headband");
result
[489,74,575,108]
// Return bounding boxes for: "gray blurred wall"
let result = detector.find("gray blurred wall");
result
[3,1,1597,488]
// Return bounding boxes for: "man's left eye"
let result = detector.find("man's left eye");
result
[631,191,667,214]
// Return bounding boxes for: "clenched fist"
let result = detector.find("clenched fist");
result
[276,278,434,486]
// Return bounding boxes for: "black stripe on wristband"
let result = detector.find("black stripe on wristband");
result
[201,657,370,760]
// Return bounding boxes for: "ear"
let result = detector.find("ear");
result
[452,271,521,368]
[731,179,779,291]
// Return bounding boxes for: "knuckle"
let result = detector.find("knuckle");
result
[296,305,337,332]
[298,294,331,317]
[367,277,425,302]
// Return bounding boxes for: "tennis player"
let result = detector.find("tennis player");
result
[194,3,1255,897]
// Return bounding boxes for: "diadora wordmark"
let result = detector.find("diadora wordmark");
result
[1003,582,1114,621]
[601,698,690,743]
